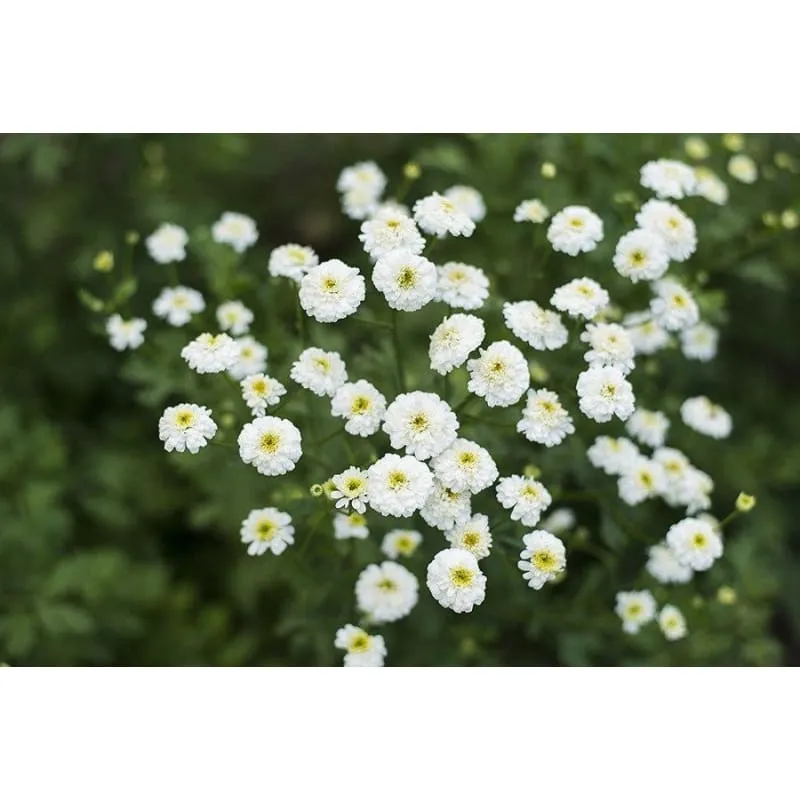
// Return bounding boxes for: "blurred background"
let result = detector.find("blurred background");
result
[0,133,798,666]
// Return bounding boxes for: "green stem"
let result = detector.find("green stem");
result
[453,393,476,416]
[391,310,407,393]
[715,509,741,530]
[314,426,345,449]
[169,263,179,287]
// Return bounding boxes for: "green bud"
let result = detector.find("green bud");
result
[310,484,324,497]
[717,586,737,605]
[93,251,114,273]
[735,492,756,512]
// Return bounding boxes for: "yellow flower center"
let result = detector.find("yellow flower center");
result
[450,566,474,588]
[458,450,478,467]
[577,284,593,296]
[627,603,643,618]
[348,633,370,653]
[449,269,467,282]
[176,411,195,427]
[640,472,654,488]
[396,536,414,554]
[462,531,480,548]
[532,549,557,572]
[410,413,429,432]
[351,395,371,414]
[692,532,708,548]
[348,513,366,526]
[521,485,540,499]
[313,357,331,372]
[256,520,277,541]
[251,379,267,394]
[388,470,408,490]
[397,266,417,289]
[322,277,339,292]
[600,383,617,399]
[630,249,646,265]
[259,432,280,453]
[569,217,585,229]
[377,578,397,592]
[288,247,307,264]
[345,478,363,493]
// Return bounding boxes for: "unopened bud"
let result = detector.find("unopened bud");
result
[540,162,557,179]
[736,492,756,512]
[403,162,421,181]
[93,251,114,272]
[717,586,737,605]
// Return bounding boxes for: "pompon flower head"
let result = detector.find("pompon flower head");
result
[617,456,666,506]
[550,278,610,320]
[181,333,241,374]
[435,262,490,310]
[355,561,418,623]
[426,549,486,614]
[587,436,640,475]
[358,208,425,260]
[382,391,459,460]
[517,389,574,447]
[381,529,422,559]
[640,159,698,199]
[513,199,550,223]
[517,530,566,590]
[342,185,381,220]
[646,543,693,584]
[626,409,670,448]
[680,467,713,515]
[695,167,729,205]
[146,223,188,264]
[240,507,294,556]
[680,396,732,439]
[241,373,286,417]
[237,416,302,476]
[650,279,699,332]
[333,512,369,540]
[666,517,723,571]
[635,199,697,262]
[446,513,492,560]
[496,475,552,527]
[581,322,635,374]
[366,454,434,518]
[612,229,670,283]
[212,211,258,253]
[372,249,437,312]
[623,311,671,355]
[299,259,365,323]
[337,160,387,196]
[153,285,205,327]
[330,467,369,514]
[653,447,713,513]
[502,301,568,351]
[430,438,498,494]
[158,402,217,455]
[216,301,253,336]
[334,625,386,668]
[420,481,472,531]
[467,340,530,408]
[576,365,635,423]
[540,508,576,535]
[728,154,758,184]
[228,336,268,380]
[444,185,486,222]
[681,322,719,362]
[659,605,688,641]
[290,347,348,397]
[546,205,604,255]
[268,244,318,282]
[429,313,485,375]
[615,590,657,634]
[106,315,146,351]
[330,380,386,437]
[413,192,475,238]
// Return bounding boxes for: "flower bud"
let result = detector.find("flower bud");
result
[310,484,324,497]
[717,586,737,605]
[722,133,744,152]
[403,162,421,181]
[125,231,140,245]
[684,136,710,160]
[735,492,756,512]
[540,162,557,179]
[781,210,799,230]
[93,251,114,272]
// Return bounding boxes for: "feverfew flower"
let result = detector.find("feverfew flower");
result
[359,209,425,260]
[640,159,698,199]
[299,259,365,323]
[333,512,369,540]
[241,373,286,417]
[666,517,723,571]
[372,249,437,312]
[680,396,733,439]
[381,529,422,559]
[496,475,552,527]
[551,278,610,320]
[540,508,576,535]
[646,543,693,584]
[680,467,714,515]
[635,199,697,262]
[158,403,216,454]
[624,311,671,355]
[413,192,475,238]
[502,301,568,351]
[268,244,318,282]
[342,185,381,220]
[429,313,485,375]
[334,625,386,668]
[181,333,240,374]
[587,436,640,476]
[444,185,486,222]
[290,347,348,397]
[615,590,657,634]
[355,561,418,623]
[695,168,729,205]
[436,262,489,310]
[152,285,205,327]
[238,416,302,476]
[653,447,700,510]
[546,205,604,255]
[426,549,486,614]
[330,380,387,437]
[517,530,566,590]
[467,340,530,408]
[617,456,666,506]
[106,315,146,351]
[228,336,268,380]
[330,467,369,514]
[430,439,498,494]
[446,514,492,560]
[681,323,719,362]
[240,507,294,556]
[626,409,670,449]
[212,211,258,253]
[659,605,688,641]
[650,279,699,332]
[216,301,253,336]
[576,365,635,423]
[146,223,188,264]
[337,161,387,197]
[420,481,472,531]
[383,391,459,460]
[581,322,635,374]
[366,454,434,518]
[517,389,574,447]
[513,199,550,223]
[612,229,670,283]
[728,154,758,184]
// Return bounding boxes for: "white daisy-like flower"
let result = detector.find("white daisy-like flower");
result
[337,161,387,196]
[152,285,205,327]
[502,301,568,351]
[635,199,697,262]
[650,279,699,332]
[330,380,387,437]
[659,605,688,641]
[372,249,437,312]
[576,365,635,423]
[517,389,574,447]
[372,200,411,218]
[420,481,472,532]
[666,517,723,571]
[681,323,719,362]
[355,561,418,623]
[612,229,670,283]
[728,154,758,184]
[413,192,475,238]
[626,409,670,449]
[158,403,216,454]
[237,416,302,477]
[617,456,667,506]
[680,467,714,515]
[550,278,610,320]
[333,512,369,540]
[581,322,636,374]
[623,311,671,355]
[546,205,604,255]
[290,347,348,397]
[366,454,434,518]
[640,159,698,199]
[496,475,552,527]
[653,447,703,511]
[240,373,286,417]
[106,314,146,351]
[426,549,486,614]
[334,624,386,668]
[268,244,318,282]
[381,529,423,559]
[146,223,188,264]
[382,391,459,460]
[429,313,485,375]
[227,336,268,380]
[330,467,369,514]
[615,590,657,634]
[216,301,253,336]
[695,168,729,205]
[299,259,365,323]
[240,507,294,556]
[466,340,530,408]
[342,185,381,220]
[211,211,258,253]
[359,208,425,260]
[513,199,550,223]
[646,543,693,584]
[444,185,486,222]
[540,508,576,535]
[680,396,732,439]
[445,513,492,560]
[587,436,640,476]
[430,438,498,494]
[517,530,566,590]
[435,262,489,310]
[181,333,241,374]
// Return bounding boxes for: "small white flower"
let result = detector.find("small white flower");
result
[334,624,386,668]
[428,314,484,376]
[650,279,699,332]
[617,456,666,506]
[240,507,294,556]
[513,199,550,223]
[227,336,268,380]
[517,389,574,447]
[653,447,710,512]
[152,285,205,327]
[211,211,258,253]
[680,396,732,439]
[158,403,216,454]
[333,512,369,540]
[426,549,486,614]
[681,323,719,362]
[695,168,729,205]
[640,159,698,199]
[290,347,348,397]
[679,466,714,515]
[502,301,568,351]
[615,590,657,634]
[666,517,723,571]
[635,199,697,262]
[581,322,635,374]
[216,301,253,336]
[540,508,576,535]
[435,262,489,310]
[444,185,486,222]
[517,530,566,590]
[237,416,302,477]
[626,409,670,449]
[576,365,635,423]
[646,543,693,584]
[366,454,434,518]
[330,380,387,437]
[181,333,241,374]
[547,205,604,255]
[146,223,188,264]
[659,604,688,641]
[413,192,475,238]
[330,467,370,514]
[337,161,387,196]
[268,244,318,282]
[383,391,459,460]
[359,209,425,260]
[430,439,498,494]
[612,229,670,283]
[372,249,437,312]
[240,373,286,417]
[496,475,552,527]
[728,154,758,184]
[299,259,365,323]
[446,513,492,560]
[106,314,146,351]
[550,278,610,320]
[342,185,381,220]
[381,529,422,559]
[355,561,418,623]
[587,436,640,476]
[420,481,472,532]
[467,340,530,408]
[623,311,671,355]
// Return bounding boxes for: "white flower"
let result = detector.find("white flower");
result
[680,467,714,515]
[444,185,486,222]
[540,508,576,534]
[467,341,530,408]
[640,159,698,199]
[429,313,486,375]
[382,391,459,460]
[659,605,688,641]
[240,373,286,417]
[299,259,365,323]
[615,590,657,634]
[646,543,693,584]
[695,168,729,205]
[430,439,498,494]
[650,279,699,332]
[330,380,387,437]
[355,561,418,623]
[372,200,411,218]
[626,409,670,448]
[381,529,422,559]
[290,347,348,397]
[366,454,434,518]
[146,223,188,264]
[617,456,666,506]
[337,161,387,196]
[426,549,486,613]
[158,403,216,454]
[333,512,369,540]
[420,481,472,531]
[237,416,302,476]
[181,333,241,374]
[330,467,369,514]
[587,436,640,476]
[612,229,670,283]
[268,244,318,282]
[435,262,489,310]
[372,249,437,312]
[666,517,723,571]
[550,278,610,320]
[513,199,550,223]
[502,301,568,351]
[496,475,552,527]
[152,285,205,327]
[334,625,386,668]
[576,365,635,423]
[445,514,492,560]
[728,154,758,184]
[342,186,381,220]
[240,507,294,556]
[546,205,604,255]
[211,211,258,253]
[359,209,425,260]
[635,199,697,262]
[216,301,253,336]
[623,311,671,355]
[227,336,268,380]
[106,314,146,351]
[581,322,635,374]
[680,396,732,439]
[517,389,574,447]
[517,530,566,590]
[413,192,475,238]
[681,323,719,362]
[653,447,711,511]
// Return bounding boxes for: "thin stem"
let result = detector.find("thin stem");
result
[453,393,476,416]
[169,263,179,287]
[314,426,345,449]
[391,310,407,393]
[715,508,742,530]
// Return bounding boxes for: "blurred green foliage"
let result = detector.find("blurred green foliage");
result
[0,133,798,666]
